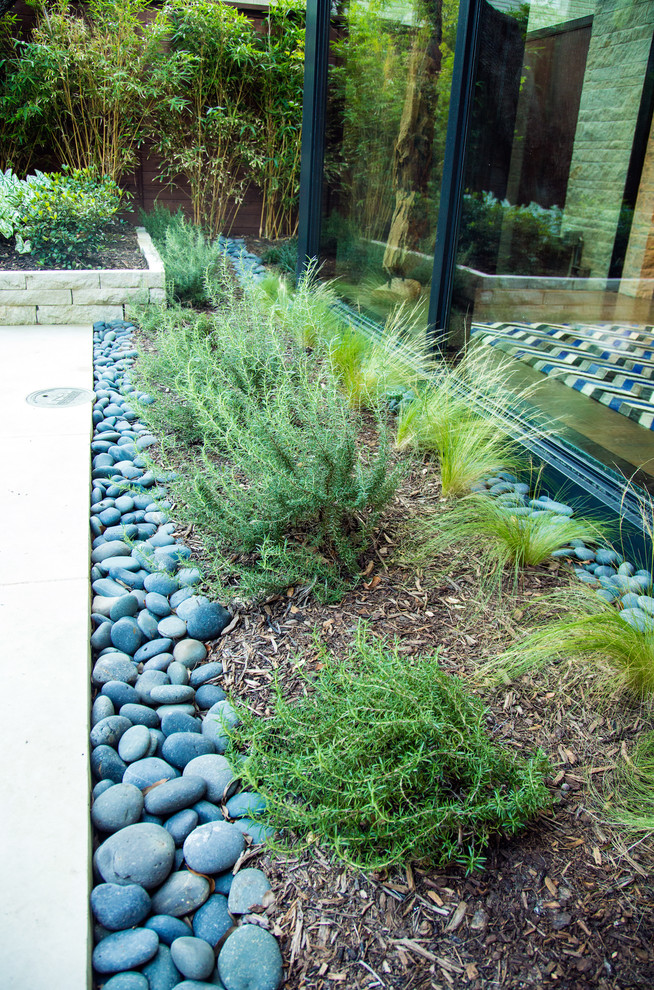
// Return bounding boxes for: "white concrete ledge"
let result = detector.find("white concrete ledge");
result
[0,228,165,324]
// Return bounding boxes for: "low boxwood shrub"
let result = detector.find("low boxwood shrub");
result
[227,624,552,871]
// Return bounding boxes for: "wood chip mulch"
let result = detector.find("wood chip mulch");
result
[173,459,654,990]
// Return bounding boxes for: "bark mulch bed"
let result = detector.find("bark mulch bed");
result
[176,461,654,990]
[0,221,146,271]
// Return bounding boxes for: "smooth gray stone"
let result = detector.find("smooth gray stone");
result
[110,595,141,620]
[135,638,174,664]
[158,616,187,640]
[225,792,267,820]
[144,915,193,946]
[164,808,199,847]
[192,894,232,947]
[161,712,202,737]
[183,756,236,803]
[93,779,115,799]
[155,704,196,720]
[91,716,134,750]
[92,782,144,833]
[183,821,244,875]
[178,567,202,587]
[213,872,233,896]
[227,869,271,915]
[619,561,636,576]
[136,669,170,705]
[119,725,153,763]
[186,604,231,640]
[94,578,130,597]
[173,639,207,668]
[91,621,115,651]
[144,776,207,816]
[167,661,190,686]
[93,595,123,617]
[170,937,215,981]
[150,871,211,918]
[103,681,139,707]
[91,882,151,931]
[146,592,173,617]
[175,597,210,622]
[92,541,132,564]
[142,653,174,672]
[123,757,179,790]
[162,733,216,771]
[95,823,176,889]
[233,819,275,844]
[150,684,195,705]
[101,973,149,990]
[92,695,116,726]
[189,663,224,688]
[170,587,194,609]
[119,704,160,729]
[172,982,224,990]
[217,926,282,990]
[92,928,159,974]
[149,531,176,548]
[195,685,226,710]
[638,595,654,616]
[200,719,229,755]
[92,745,128,783]
[115,495,136,513]
[204,702,236,727]
[138,608,161,641]
[93,655,138,687]
[192,801,224,826]
[144,573,180,596]
[141,944,182,990]
[101,555,141,573]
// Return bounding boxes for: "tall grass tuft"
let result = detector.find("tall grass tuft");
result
[604,731,654,832]
[480,587,654,697]
[401,494,608,599]
[227,624,551,871]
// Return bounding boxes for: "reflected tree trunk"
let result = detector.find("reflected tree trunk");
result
[383,0,442,279]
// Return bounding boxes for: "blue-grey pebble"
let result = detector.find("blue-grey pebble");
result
[100,973,149,990]
[146,592,173,617]
[94,578,130,598]
[183,755,236,802]
[91,716,133,749]
[93,655,138,686]
[149,531,176,548]
[135,638,174,664]
[233,819,275,844]
[92,745,128,783]
[183,821,244,875]
[143,653,174,673]
[177,567,202,587]
[164,808,199,846]
[156,704,196,720]
[91,882,151,931]
[144,573,180,596]
[92,782,144,833]
[213,871,233,896]
[119,704,161,729]
[144,915,193,946]
[144,775,207,816]
[92,695,116,726]
[92,541,132,564]
[186,604,231,641]
[158,615,188,640]
[92,622,115,651]
[150,871,211,918]
[138,608,161,641]
[103,681,139,707]
[94,779,115,799]
[141,944,182,990]
[167,661,190,686]
[200,720,229,755]
[189,662,224,688]
[119,725,153,763]
[161,711,202,737]
[174,639,207,668]
[101,556,141,574]
[171,937,216,981]
[217,926,282,990]
[193,800,224,825]
[92,928,159,974]
[162,733,216,771]
[227,869,271,915]
[195,685,227,710]
[123,757,179,790]
[176,597,209,621]
[226,792,267,820]
[95,822,175,889]
[136,669,170,704]
[150,684,196,705]
[110,595,141,621]
[170,587,194,610]
[192,895,232,947]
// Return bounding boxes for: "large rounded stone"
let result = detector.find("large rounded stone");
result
[162,733,215,770]
[150,684,195,705]
[92,782,144,833]
[102,681,139,707]
[186,603,231,640]
[183,755,237,802]
[173,639,207,668]
[140,944,182,990]
[94,823,175,889]
[135,669,169,705]
[150,871,211,917]
[164,808,199,847]
[91,882,151,931]
[170,936,216,981]
[161,711,201,737]
[93,654,138,686]
[189,662,224,688]
[192,894,232,947]
[217,925,282,990]
[144,775,207,816]
[119,704,160,729]
[144,915,193,946]
[92,928,159,974]
[183,821,244,875]
[90,715,133,749]
[158,615,187,640]
[227,869,271,915]
[111,617,143,655]
[122,757,179,790]
[91,745,128,784]
[225,792,266,820]
[101,974,148,990]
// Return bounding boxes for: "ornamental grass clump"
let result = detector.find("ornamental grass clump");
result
[402,494,608,599]
[227,625,551,871]
[481,587,654,698]
[604,731,654,832]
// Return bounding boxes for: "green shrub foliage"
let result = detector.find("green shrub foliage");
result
[227,624,552,870]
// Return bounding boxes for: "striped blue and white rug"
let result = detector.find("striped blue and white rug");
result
[471,321,654,430]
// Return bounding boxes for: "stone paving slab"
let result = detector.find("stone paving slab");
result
[0,324,93,989]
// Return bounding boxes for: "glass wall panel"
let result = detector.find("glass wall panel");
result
[320,0,459,326]
[452,0,654,487]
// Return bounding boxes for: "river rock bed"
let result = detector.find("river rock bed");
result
[89,304,281,989]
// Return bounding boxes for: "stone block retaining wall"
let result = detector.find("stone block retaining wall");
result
[0,228,165,325]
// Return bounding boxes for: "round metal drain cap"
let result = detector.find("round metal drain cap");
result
[26,387,95,408]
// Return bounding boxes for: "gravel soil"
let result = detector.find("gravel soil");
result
[0,221,146,271]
